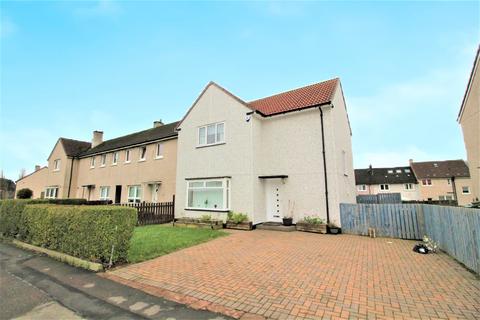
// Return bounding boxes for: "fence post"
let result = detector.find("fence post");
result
[172,194,175,219]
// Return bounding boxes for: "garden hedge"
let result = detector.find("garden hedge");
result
[21,205,137,264]
[0,199,87,237]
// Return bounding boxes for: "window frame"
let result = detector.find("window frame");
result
[185,178,231,211]
[99,186,110,200]
[404,183,415,190]
[422,179,432,186]
[45,187,58,199]
[155,143,164,159]
[462,186,470,194]
[127,185,142,203]
[139,146,147,161]
[100,154,107,167]
[357,184,367,191]
[90,157,95,168]
[53,159,60,171]
[112,152,118,165]
[197,122,225,147]
[125,149,131,163]
[379,184,390,191]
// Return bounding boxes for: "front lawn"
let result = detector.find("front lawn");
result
[128,224,228,263]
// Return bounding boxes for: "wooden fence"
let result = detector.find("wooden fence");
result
[356,193,402,204]
[340,203,480,274]
[118,197,174,225]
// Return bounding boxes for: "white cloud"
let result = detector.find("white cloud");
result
[0,15,17,38]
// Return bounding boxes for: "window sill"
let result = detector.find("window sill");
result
[196,142,226,149]
[100,165,106,168]
[155,156,164,160]
[185,208,229,212]
[124,161,131,164]
[138,159,146,162]
[111,163,117,166]
[90,167,95,169]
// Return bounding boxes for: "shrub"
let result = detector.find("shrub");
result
[303,216,325,225]
[227,211,249,224]
[0,199,48,236]
[22,205,137,264]
[200,214,212,223]
[16,188,33,199]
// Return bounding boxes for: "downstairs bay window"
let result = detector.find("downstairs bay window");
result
[128,185,142,203]
[186,178,230,211]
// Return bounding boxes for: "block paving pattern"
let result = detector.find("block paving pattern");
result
[104,230,480,319]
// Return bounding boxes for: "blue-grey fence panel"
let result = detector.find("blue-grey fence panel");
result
[356,193,402,204]
[422,205,480,274]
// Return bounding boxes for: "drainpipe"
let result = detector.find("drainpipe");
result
[67,157,74,198]
[451,176,458,204]
[319,106,330,224]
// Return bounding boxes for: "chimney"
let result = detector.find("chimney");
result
[92,130,104,148]
[35,165,41,171]
[153,120,164,128]
[409,159,413,165]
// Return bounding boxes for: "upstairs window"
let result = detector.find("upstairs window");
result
[387,170,393,174]
[99,186,110,200]
[198,122,225,147]
[404,168,411,173]
[447,178,452,185]
[404,183,415,190]
[100,154,107,167]
[139,146,147,161]
[357,184,367,191]
[112,152,118,165]
[90,157,95,168]
[396,169,402,173]
[462,186,470,194]
[125,149,131,163]
[53,159,60,171]
[380,184,390,191]
[156,143,163,159]
[422,179,432,186]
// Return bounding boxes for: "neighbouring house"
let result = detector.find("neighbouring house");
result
[0,177,16,199]
[458,45,479,204]
[355,166,420,201]
[410,159,474,206]
[15,166,48,198]
[75,121,178,203]
[15,121,178,203]
[174,78,356,225]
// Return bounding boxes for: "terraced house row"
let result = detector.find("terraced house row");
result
[16,78,356,225]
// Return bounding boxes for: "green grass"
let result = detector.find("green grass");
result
[127,224,228,263]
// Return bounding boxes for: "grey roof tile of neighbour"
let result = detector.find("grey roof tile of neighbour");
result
[80,121,179,157]
[60,138,92,157]
[355,166,417,185]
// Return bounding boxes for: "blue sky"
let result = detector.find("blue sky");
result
[1,1,479,180]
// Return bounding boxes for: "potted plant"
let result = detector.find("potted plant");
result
[296,216,327,234]
[328,221,341,234]
[282,200,294,226]
[226,212,252,230]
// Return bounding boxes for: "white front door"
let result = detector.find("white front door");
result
[265,179,283,222]
[151,184,159,203]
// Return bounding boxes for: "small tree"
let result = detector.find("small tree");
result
[17,188,33,199]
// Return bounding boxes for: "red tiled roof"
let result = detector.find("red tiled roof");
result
[248,78,339,116]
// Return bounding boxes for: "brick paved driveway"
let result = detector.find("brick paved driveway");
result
[104,230,480,319]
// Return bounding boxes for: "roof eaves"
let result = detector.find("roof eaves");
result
[458,45,480,122]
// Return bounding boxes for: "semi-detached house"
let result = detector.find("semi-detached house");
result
[175,78,356,225]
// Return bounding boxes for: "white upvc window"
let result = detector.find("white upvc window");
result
[462,186,470,194]
[396,169,402,173]
[99,186,110,200]
[127,185,142,203]
[404,183,415,190]
[100,154,107,167]
[90,157,95,168]
[112,152,118,165]
[198,122,225,147]
[422,179,432,186]
[447,178,452,185]
[53,159,60,171]
[155,143,163,159]
[357,184,367,191]
[45,187,58,199]
[186,178,230,211]
[404,168,411,173]
[380,184,390,191]
[387,170,393,174]
[125,149,131,163]
[139,146,147,161]
[439,195,454,201]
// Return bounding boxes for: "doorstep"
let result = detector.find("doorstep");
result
[255,222,296,232]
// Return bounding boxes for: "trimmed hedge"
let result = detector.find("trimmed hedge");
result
[0,199,88,237]
[22,205,137,264]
